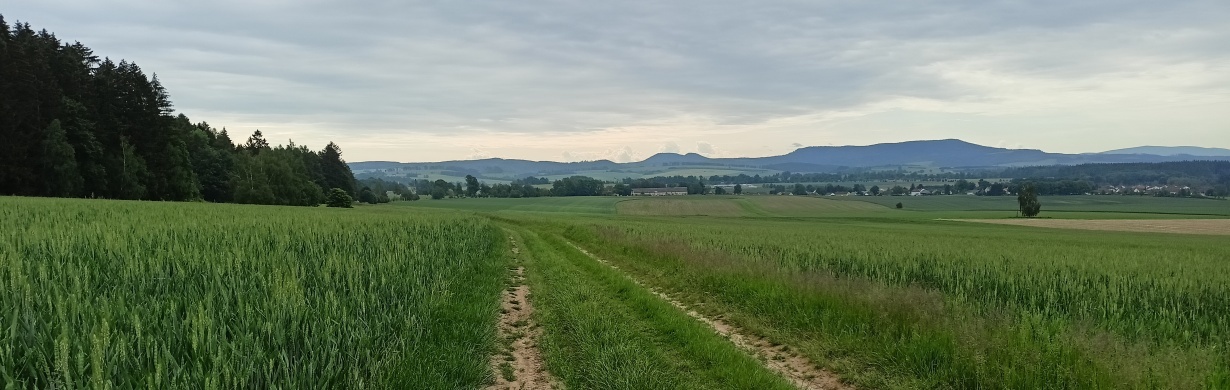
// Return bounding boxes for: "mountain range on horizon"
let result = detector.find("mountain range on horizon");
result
[349,139,1230,179]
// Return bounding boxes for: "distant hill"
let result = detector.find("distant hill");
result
[641,152,713,165]
[1100,146,1230,157]
[740,139,1229,168]
[350,139,1230,180]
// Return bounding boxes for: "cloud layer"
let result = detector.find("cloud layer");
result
[10,0,1229,162]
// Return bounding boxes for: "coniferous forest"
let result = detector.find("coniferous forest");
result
[0,15,356,205]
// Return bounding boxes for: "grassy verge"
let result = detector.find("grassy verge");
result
[560,217,1230,389]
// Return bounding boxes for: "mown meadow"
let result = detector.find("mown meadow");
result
[0,197,507,388]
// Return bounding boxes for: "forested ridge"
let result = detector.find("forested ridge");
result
[0,15,356,205]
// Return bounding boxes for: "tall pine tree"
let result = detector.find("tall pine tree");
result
[320,142,355,196]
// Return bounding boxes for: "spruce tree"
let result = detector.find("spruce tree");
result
[320,142,355,196]
[243,130,270,153]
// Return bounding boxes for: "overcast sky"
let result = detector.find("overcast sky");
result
[9,1,1230,162]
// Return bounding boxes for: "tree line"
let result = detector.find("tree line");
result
[997,161,1230,197]
[0,16,357,205]
[696,171,981,185]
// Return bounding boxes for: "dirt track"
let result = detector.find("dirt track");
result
[487,238,560,390]
[951,219,1230,235]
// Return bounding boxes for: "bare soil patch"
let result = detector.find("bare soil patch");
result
[952,219,1230,236]
[487,237,561,390]
[567,242,852,390]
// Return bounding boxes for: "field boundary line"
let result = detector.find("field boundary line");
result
[486,233,561,390]
[563,240,852,390]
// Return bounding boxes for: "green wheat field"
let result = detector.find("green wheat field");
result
[2,195,1228,389]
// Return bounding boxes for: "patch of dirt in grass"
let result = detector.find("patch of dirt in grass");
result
[950,218,1230,236]
[487,237,561,390]
[567,241,852,390]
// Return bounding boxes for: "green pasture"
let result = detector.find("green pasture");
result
[393,196,623,214]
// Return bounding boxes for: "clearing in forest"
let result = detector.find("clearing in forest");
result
[953,218,1230,235]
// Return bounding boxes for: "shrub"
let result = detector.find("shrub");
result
[326,188,353,208]
[895,202,903,209]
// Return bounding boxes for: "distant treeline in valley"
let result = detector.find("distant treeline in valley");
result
[0,15,357,205]
[356,160,1229,199]
[659,161,1229,197]
[996,161,1230,188]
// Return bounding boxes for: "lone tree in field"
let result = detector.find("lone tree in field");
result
[464,175,480,197]
[1017,183,1041,217]
[733,184,743,194]
[326,188,353,208]
[895,202,903,209]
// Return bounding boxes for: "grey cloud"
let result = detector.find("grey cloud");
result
[697,142,714,155]
[8,0,1229,159]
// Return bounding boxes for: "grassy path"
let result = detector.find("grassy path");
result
[564,240,851,390]
[505,224,796,390]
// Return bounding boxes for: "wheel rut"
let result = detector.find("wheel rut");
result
[565,240,852,390]
[486,235,561,390]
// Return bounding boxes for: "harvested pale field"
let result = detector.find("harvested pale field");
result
[953,218,1230,235]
